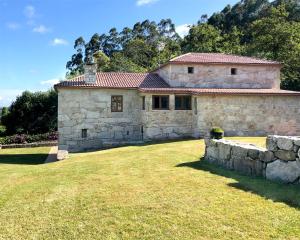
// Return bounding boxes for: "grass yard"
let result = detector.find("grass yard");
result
[0,137,299,239]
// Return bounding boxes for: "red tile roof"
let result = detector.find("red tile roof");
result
[169,53,281,66]
[55,72,169,89]
[138,88,300,96]
[55,71,300,96]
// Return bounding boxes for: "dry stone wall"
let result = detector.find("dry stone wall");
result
[204,136,300,184]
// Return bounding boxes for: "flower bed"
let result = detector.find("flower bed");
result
[0,132,58,145]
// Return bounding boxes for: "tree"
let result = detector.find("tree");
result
[181,23,223,53]
[66,19,180,76]
[93,51,110,71]
[248,4,300,90]
[107,52,146,73]
[2,89,58,135]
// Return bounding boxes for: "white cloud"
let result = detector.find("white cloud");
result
[6,22,21,30]
[33,24,51,33]
[50,38,69,46]
[40,78,60,86]
[29,69,38,74]
[24,5,35,18]
[176,24,191,38]
[0,89,23,107]
[136,0,158,6]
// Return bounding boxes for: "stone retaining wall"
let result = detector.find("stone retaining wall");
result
[0,141,57,149]
[204,136,300,184]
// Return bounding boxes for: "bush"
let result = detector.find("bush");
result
[210,127,224,139]
[0,125,6,136]
[0,132,58,145]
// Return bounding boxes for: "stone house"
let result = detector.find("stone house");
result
[55,53,300,152]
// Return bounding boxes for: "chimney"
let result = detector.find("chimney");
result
[84,57,97,84]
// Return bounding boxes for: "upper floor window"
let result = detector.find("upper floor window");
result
[152,95,169,110]
[188,67,194,74]
[175,96,192,110]
[111,95,123,112]
[231,68,237,75]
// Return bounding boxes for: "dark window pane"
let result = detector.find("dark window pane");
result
[152,95,169,110]
[154,96,160,109]
[161,96,168,109]
[82,129,87,138]
[111,95,123,112]
[188,67,194,74]
[142,96,145,110]
[175,96,191,110]
[184,96,191,109]
[175,97,181,109]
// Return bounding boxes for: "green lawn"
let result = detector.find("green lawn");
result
[0,138,299,240]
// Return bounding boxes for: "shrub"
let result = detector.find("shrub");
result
[0,132,58,145]
[0,125,6,137]
[210,127,224,139]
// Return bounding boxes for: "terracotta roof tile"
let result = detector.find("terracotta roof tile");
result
[55,72,169,89]
[138,88,300,96]
[169,53,280,65]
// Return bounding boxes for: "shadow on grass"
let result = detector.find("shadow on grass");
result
[0,154,49,165]
[177,158,300,209]
[74,138,200,153]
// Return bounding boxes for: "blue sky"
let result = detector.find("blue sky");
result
[0,0,238,106]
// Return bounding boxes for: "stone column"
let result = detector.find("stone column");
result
[145,95,152,111]
[169,94,175,110]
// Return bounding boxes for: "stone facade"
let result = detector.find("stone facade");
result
[58,89,143,152]
[140,94,194,139]
[195,95,300,137]
[204,135,300,184]
[156,64,281,89]
[58,88,300,152]
[57,57,300,152]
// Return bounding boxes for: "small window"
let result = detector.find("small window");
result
[188,67,194,74]
[231,68,237,75]
[111,95,123,112]
[152,95,169,110]
[81,129,87,138]
[142,96,145,110]
[175,96,192,110]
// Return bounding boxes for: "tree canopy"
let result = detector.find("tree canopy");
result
[1,89,57,135]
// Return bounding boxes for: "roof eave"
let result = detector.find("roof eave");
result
[152,61,283,72]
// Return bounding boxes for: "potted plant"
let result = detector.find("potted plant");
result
[210,127,224,139]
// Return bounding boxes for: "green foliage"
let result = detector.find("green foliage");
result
[248,4,300,90]
[0,132,58,145]
[0,125,6,137]
[1,89,57,135]
[66,19,181,75]
[210,127,224,139]
[181,24,223,53]
[93,51,110,71]
[106,52,147,73]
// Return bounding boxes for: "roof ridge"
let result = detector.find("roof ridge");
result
[169,52,191,62]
